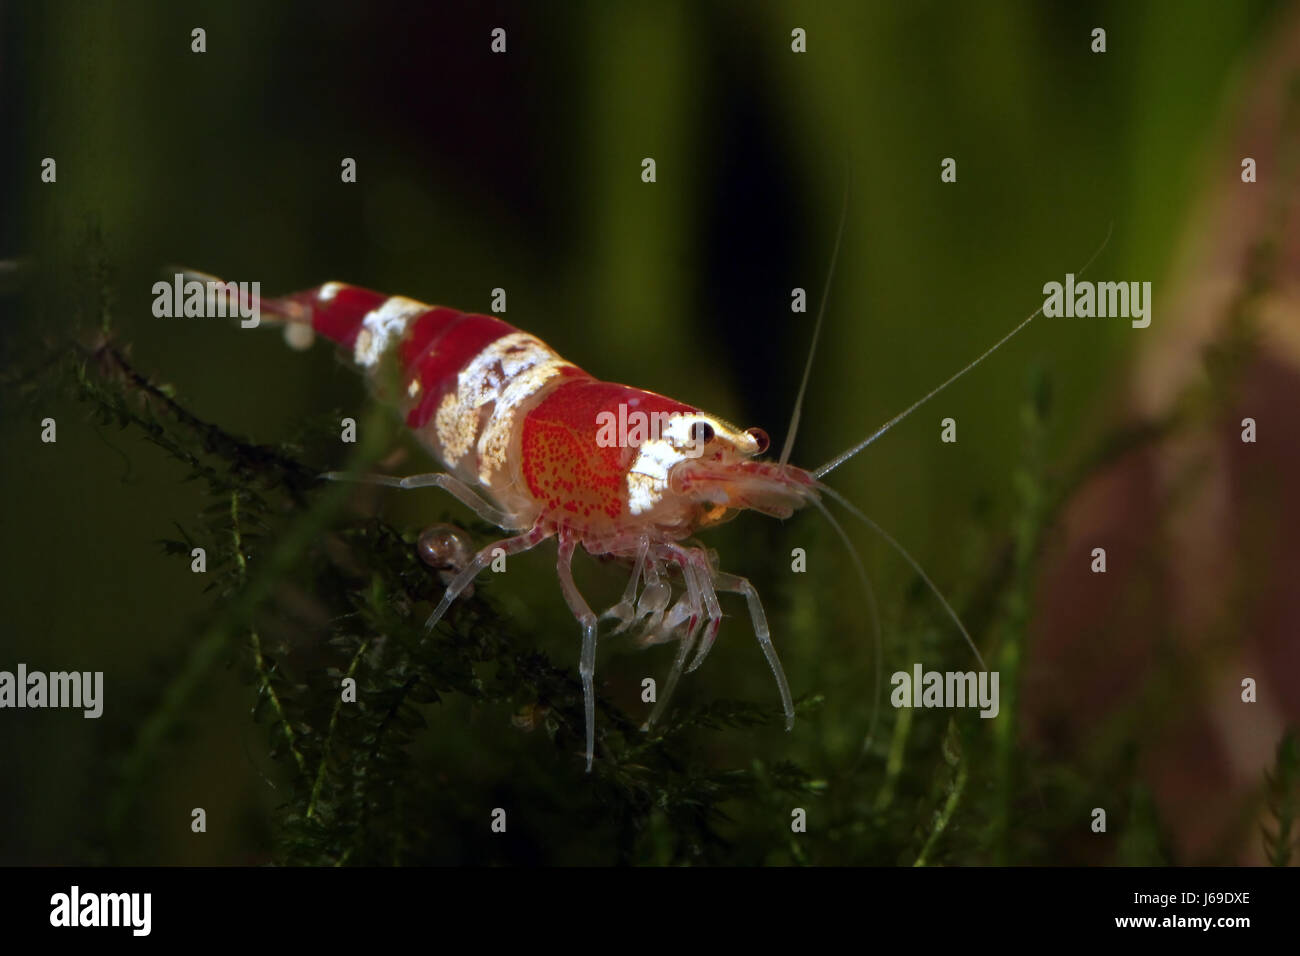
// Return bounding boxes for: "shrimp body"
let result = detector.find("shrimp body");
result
[263,282,815,769]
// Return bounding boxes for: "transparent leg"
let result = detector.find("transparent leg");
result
[556,532,600,772]
[321,470,528,530]
[643,558,704,731]
[423,524,550,630]
[714,569,795,731]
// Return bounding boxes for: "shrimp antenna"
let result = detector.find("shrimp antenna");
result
[813,223,1113,479]
[816,480,988,671]
[807,494,883,750]
[778,167,851,465]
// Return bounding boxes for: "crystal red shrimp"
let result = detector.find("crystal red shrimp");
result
[260,281,816,770]
[227,226,1106,773]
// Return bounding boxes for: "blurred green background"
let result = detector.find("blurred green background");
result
[1,0,1291,865]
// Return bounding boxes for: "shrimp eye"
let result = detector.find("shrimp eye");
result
[690,421,715,445]
[745,426,770,454]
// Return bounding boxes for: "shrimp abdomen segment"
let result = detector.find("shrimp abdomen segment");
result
[264,282,591,513]
[401,310,524,427]
[265,284,524,413]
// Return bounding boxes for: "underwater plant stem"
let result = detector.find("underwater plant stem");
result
[306,638,370,821]
[233,491,309,779]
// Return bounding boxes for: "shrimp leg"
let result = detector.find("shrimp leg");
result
[424,524,551,630]
[602,537,649,633]
[642,558,704,731]
[682,549,723,674]
[322,470,530,530]
[556,531,600,771]
[713,569,795,731]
